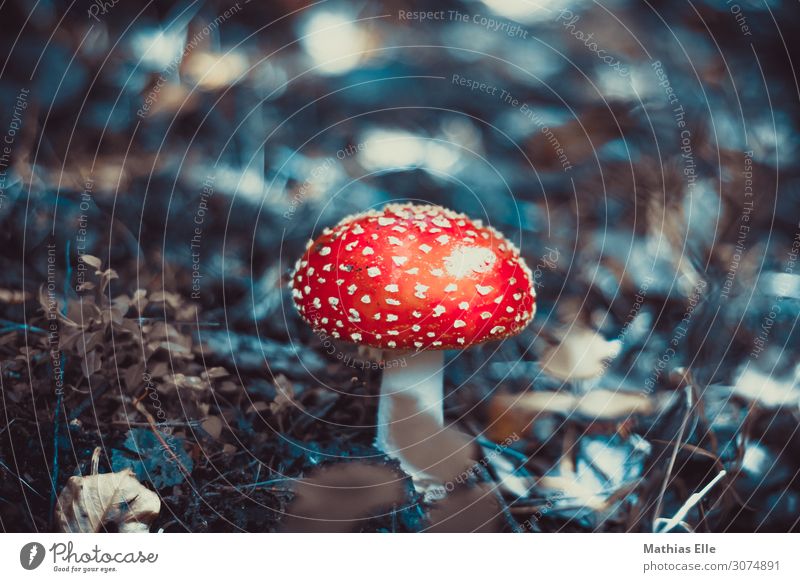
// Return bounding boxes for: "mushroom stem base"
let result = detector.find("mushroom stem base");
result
[376,349,445,494]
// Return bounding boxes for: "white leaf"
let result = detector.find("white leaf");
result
[55,469,161,533]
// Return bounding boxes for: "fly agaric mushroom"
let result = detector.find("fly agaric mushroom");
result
[290,203,535,486]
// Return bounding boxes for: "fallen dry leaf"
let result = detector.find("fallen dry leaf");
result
[79,254,102,269]
[574,390,654,418]
[536,475,609,512]
[540,326,621,381]
[269,374,303,416]
[201,415,224,440]
[487,389,655,442]
[55,469,161,533]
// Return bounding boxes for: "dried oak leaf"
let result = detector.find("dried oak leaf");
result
[55,469,161,533]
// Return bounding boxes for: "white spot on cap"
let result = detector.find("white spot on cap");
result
[307,267,315,276]
[432,341,443,347]
[386,298,401,306]
[336,279,344,285]
[351,332,362,341]
[436,234,450,245]
[388,236,403,246]
[322,264,333,272]
[490,326,505,334]
[367,267,381,277]
[446,247,497,279]
[328,297,340,307]
[414,283,429,299]
[312,297,322,309]
[347,284,357,295]
[506,306,514,313]
[412,325,421,331]
[352,224,365,235]
[412,311,422,318]
[430,268,444,277]
[405,267,420,275]
[457,337,465,345]
[392,256,408,266]
[336,320,344,328]
[513,293,522,300]
[345,241,358,251]
[459,301,469,309]
[432,216,451,228]
[321,317,328,324]
[387,330,399,336]
[303,285,311,295]
[391,226,406,232]
[454,320,466,328]
[361,295,371,304]
[378,217,396,226]
[385,284,399,293]
[427,332,436,338]
[444,283,457,292]
[480,312,491,319]
[476,284,493,296]
[419,244,432,253]
[386,314,399,322]
[319,246,331,256]
[374,313,382,320]
[433,305,446,317]
[387,341,397,348]
[362,247,374,256]
[348,308,361,322]
[414,341,423,348]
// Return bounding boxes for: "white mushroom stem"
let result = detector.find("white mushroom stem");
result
[376,349,444,490]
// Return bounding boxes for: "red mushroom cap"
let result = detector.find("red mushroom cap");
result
[290,203,536,350]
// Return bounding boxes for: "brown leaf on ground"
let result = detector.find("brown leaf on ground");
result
[540,326,622,381]
[269,374,303,416]
[79,254,102,269]
[55,469,161,533]
[487,389,656,442]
